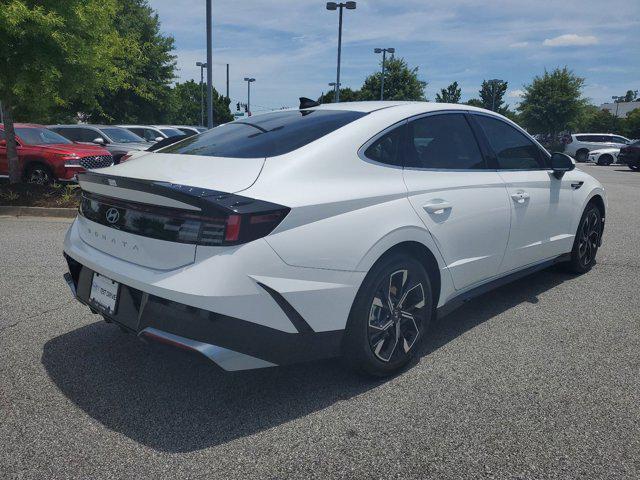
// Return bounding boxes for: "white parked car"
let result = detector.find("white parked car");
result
[564,133,631,162]
[119,125,184,143]
[63,102,607,376]
[588,148,620,166]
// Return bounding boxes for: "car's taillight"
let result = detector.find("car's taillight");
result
[79,191,289,246]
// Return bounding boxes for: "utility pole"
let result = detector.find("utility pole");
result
[374,48,394,100]
[226,63,230,100]
[244,77,255,116]
[326,2,356,103]
[206,0,213,128]
[196,62,207,126]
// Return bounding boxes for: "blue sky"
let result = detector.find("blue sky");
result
[149,0,640,113]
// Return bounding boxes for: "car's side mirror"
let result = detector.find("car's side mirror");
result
[93,137,106,145]
[154,136,164,142]
[550,152,575,179]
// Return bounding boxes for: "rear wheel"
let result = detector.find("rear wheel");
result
[25,163,53,185]
[597,154,613,166]
[342,253,433,377]
[566,205,602,274]
[575,149,589,162]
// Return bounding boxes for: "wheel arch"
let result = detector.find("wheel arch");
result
[22,158,54,180]
[355,228,451,309]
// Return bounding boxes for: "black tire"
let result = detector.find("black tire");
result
[597,154,613,166]
[566,204,602,274]
[342,252,433,377]
[629,165,640,171]
[575,149,589,162]
[24,163,53,185]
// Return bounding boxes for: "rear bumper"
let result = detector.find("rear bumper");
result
[63,254,344,370]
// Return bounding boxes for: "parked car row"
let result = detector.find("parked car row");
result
[0,123,205,183]
[564,133,632,165]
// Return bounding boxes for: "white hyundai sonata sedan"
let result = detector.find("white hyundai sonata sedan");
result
[63,101,606,376]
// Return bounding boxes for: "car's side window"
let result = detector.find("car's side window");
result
[54,128,79,142]
[144,129,159,141]
[79,128,99,142]
[363,125,404,166]
[474,115,545,170]
[405,113,484,169]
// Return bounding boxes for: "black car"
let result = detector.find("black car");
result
[618,140,640,171]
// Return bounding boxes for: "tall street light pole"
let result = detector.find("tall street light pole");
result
[374,47,394,100]
[196,61,207,126]
[244,77,255,116]
[206,0,213,129]
[488,78,501,111]
[326,2,356,103]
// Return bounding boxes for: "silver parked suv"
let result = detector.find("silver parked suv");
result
[564,133,631,162]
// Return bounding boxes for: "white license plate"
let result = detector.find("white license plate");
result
[89,273,119,315]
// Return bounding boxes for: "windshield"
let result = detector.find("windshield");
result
[15,127,72,145]
[101,127,145,143]
[160,128,183,137]
[161,110,367,158]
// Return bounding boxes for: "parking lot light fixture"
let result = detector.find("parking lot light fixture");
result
[374,47,394,100]
[244,77,256,116]
[326,2,357,103]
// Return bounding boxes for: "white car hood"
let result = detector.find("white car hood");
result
[93,152,265,193]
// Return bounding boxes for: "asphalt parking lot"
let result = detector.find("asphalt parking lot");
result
[1,163,638,479]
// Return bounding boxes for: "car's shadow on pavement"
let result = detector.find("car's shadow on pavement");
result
[42,267,572,453]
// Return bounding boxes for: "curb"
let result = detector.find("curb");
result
[0,206,77,218]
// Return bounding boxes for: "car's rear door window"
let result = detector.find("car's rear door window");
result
[363,125,405,166]
[474,115,546,169]
[161,110,366,158]
[405,113,485,169]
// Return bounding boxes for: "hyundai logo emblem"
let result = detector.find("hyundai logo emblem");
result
[105,207,120,224]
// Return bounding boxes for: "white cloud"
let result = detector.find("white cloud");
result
[508,89,525,98]
[543,34,598,47]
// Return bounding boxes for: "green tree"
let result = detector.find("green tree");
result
[359,58,427,101]
[318,87,361,104]
[622,108,640,139]
[573,105,616,133]
[518,67,588,136]
[0,0,126,183]
[168,80,232,125]
[435,81,461,103]
[615,90,638,103]
[465,98,484,108]
[86,0,176,123]
[478,79,508,112]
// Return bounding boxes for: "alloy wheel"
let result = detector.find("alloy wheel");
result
[577,210,601,267]
[368,269,426,362]
[28,168,50,185]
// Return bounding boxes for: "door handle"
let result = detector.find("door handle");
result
[423,201,453,214]
[510,191,530,204]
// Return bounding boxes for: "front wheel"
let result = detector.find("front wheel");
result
[566,205,602,274]
[575,150,589,162]
[342,253,433,377]
[25,163,53,185]
[597,154,613,166]
[629,165,639,171]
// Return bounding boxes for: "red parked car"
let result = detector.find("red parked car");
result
[0,123,113,184]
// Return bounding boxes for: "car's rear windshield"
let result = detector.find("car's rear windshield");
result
[15,127,71,145]
[160,109,367,158]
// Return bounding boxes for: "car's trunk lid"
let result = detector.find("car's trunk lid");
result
[92,152,265,193]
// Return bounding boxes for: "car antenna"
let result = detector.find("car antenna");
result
[299,97,320,109]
